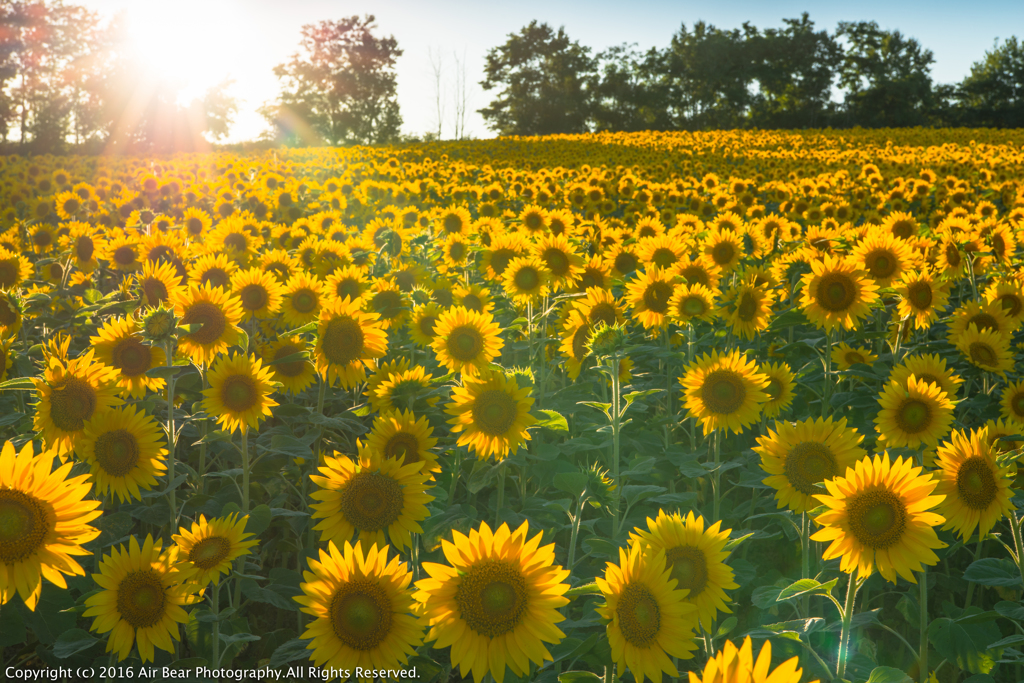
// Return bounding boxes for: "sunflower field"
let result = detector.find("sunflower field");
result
[1,128,1024,683]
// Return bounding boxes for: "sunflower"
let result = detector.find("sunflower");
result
[63,221,104,273]
[577,254,611,290]
[502,256,551,304]
[453,282,494,315]
[409,302,443,347]
[33,350,121,456]
[188,253,236,290]
[431,307,503,376]
[895,270,949,330]
[889,353,963,398]
[314,296,388,388]
[103,231,143,272]
[173,513,258,586]
[680,350,768,435]
[949,301,1019,344]
[325,264,369,301]
[281,271,327,328]
[638,233,687,273]
[136,260,183,307]
[719,276,774,339]
[597,543,698,683]
[954,325,1014,376]
[688,637,813,683]
[259,248,301,283]
[414,520,570,683]
[626,268,677,329]
[574,287,622,327]
[833,342,878,370]
[812,454,946,583]
[77,405,167,503]
[759,361,795,418]
[480,232,527,281]
[84,535,199,662]
[534,233,583,290]
[365,409,439,474]
[0,248,31,289]
[669,284,717,325]
[755,416,867,514]
[703,230,744,273]
[202,352,278,434]
[605,244,641,278]
[230,267,284,320]
[1001,379,1024,425]
[800,255,879,332]
[297,541,424,678]
[630,510,738,633]
[310,450,433,552]
[0,440,101,609]
[364,279,409,330]
[560,310,591,380]
[934,428,1014,541]
[678,257,722,291]
[984,279,1024,324]
[260,336,316,394]
[0,336,12,383]
[446,371,537,460]
[875,376,955,450]
[171,284,244,366]
[181,206,212,238]
[436,206,472,236]
[91,317,167,398]
[371,366,440,415]
[851,229,915,286]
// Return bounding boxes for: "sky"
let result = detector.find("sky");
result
[77,0,1024,143]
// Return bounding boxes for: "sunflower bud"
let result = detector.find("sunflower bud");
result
[586,321,628,358]
[142,305,177,343]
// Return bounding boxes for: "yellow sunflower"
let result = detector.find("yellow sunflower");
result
[371,365,440,415]
[363,279,409,330]
[597,543,698,683]
[414,520,570,683]
[91,317,167,398]
[534,233,584,290]
[630,510,738,632]
[1001,379,1024,425]
[171,283,244,366]
[888,353,962,398]
[954,325,1013,376]
[0,248,31,289]
[230,267,284,320]
[719,276,774,339]
[77,405,167,503]
[875,376,955,450]
[431,307,504,376]
[446,371,537,460]
[833,342,878,370]
[702,229,744,273]
[934,428,1015,540]
[365,409,439,474]
[173,513,258,586]
[984,279,1024,324]
[409,302,443,347]
[755,416,867,514]
[574,286,623,327]
[851,228,915,286]
[281,271,327,328]
[136,260,183,307]
[560,309,591,380]
[314,296,388,388]
[812,454,946,583]
[800,255,879,332]
[678,257,722,291]
[680,349,768,435]
[688,637,815,683]
[759,361,795,418]
[481,232,527,281]
[33,350,121,456]
[84,535,199,662]
[895,270,949,330]
[310,450,434,552]
[260,336,316,394]
[202,352,278,434]
[502,256,551,304]
[625,268,677,329]
[297,540,424,678]
[669,284,717,325]
[0,289,24,338]
[0,440,101,609]
[948,300,1018,341]
[453,282,494,315]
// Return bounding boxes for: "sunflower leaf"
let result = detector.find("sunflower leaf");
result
[266,350,308,366]
[865,666,913,683]
[269,638,313,667]
[777,578,838,601]
[279,321,318,337]
[964,558,1023,588]
[52,629,99,658]
[245,504,273,535]
[558,673,601,683]
[535,409,568,432]
[0,376,36,391]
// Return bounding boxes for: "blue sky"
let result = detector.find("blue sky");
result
[78,0,1023,141]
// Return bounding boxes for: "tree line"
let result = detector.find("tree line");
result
[480,16,1024,135]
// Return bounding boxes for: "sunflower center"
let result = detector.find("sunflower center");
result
[240,284,268,311]
[455,559,528,638]
[0,490,50,563]
[896,399,931,433]
[471,389,518,436]
[0,261,17,287]
[539,248,568,276]
[322,316,365,365]
[907,282,933,309]
[845,352,865,365]
[489,250,515,276]
[340,471,404,532]
[513,266,540,292]
[614,252,638,274]
[700,370,746,414]
[221,375,259,412]
[737,292,757,321]
[112,337,152,377]
[642,282,673,313]
[116,570,168,629]
[572,325,590,361]
[997,294,1022,317]
[461,294,483,312]
[201,268,230,289]
[784,442,837,496]
[385,432,421,466]
[371,291,403,320]
[273,344,306,377]
[682,296,707,317]
[181,301,228,346]
[224,233,247,251]
[816,273,857,312]
[417,314,438,339]
[32,230,52,247]
[94,429,140,477]
[867,251,896,278]
[49,377,98,432]
[330,580,393,650]
[588,303,617,326]
[336,279,362,300]
[443,214,463,234]
[616,582,661,647]
[447,326,484,363]
[712,242,735,265]
[292,289,318,313]
[665,545,708,597]
[847,488,907,549]
[969,342,997,367]
[765,378,781,400]
[651,247,678,269]
[143,277,169,304]
[189,536,232,569]
[956,456,998,510]
[114,245,136,266]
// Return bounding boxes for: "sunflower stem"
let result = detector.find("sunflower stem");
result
[211,580,221,668]
[963,536,984,610]
[711,429,721,522]
[1011,512,1024,588]
[603,663,616,683]
[164,337,177,536]
[233,427,250,610]
[313,375,327,458]
[610,355,622,539]
[836,573,861,680]
[448,450,461,503]
[495,460,506,527]
[567,493,587,573]
[801,511,810,616]
[919,566,929,683]
[823,329,833,417]
[198,366,209,495]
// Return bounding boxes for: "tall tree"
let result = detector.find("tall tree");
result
[956,36,1024,127]
[264,15,402,146]
[591,44,672,132]
[479,21,595,136]
[837,21,935,127]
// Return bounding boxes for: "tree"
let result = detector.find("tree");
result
[590,44,673,132]
[264,15,402,146]
[956,36,1024,127]
[479,21,595,136]
[837,21,935,127]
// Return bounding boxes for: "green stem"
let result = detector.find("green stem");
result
[836,574,861,680]
[313,376,327,457]
[198,367,209,495]
[823,329,833,417]
[964,536,984,610]
[164,338,177,536]
[567,494,587,572]
[495,461,505,527]
[603,664,616,683]
[211,581,221,668]
[920,567,929,683]
[233,427,250,609]
[712,429,722,522]
[1011,512,1024,588]
[801,511,810,617]
[447,450,462,503]
[610,356,622,539]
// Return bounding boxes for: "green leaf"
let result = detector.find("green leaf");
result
[715,616,737,639]
[245,504,273,536]
[582,537,617,559]
[622,484,665,507]
[269,637,312,667]
[552,472,588,497]
[994,600,1024,621]
[267,350,309,366]
[777,578,838,602]
[0,412,25,426]
[865,666,913,683]
[219,632,261,646]
[535,409,568,432]
[145,363,191,378]
[0,606,26,647]
[929,606,1004,674]
[0,377,36,391]
[53,628,99,658]
[236,328,249,353]
[559,673,601,683]
[279,321,318,337]
[964,558,1023,588]
[565,583,602,597]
